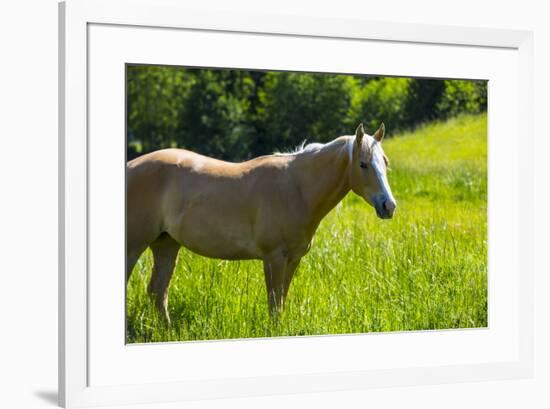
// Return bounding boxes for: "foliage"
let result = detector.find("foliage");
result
[436,80,488,118]
[127,65,190,157]
[404,78,446,125]
[126,65,487,160]
[178,69,258,160]
[346,76,412,133]
[256,72,352,150]
[126,114,488,342]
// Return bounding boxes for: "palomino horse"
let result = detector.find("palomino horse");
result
[127,123,396,322]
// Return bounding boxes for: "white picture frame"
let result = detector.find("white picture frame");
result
[59,0,534,407]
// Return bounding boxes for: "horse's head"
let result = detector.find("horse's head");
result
[349,122,397,219]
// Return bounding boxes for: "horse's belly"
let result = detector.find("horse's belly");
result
[181,238,258,260]
[180,235,259,260]
[168,214,260,260]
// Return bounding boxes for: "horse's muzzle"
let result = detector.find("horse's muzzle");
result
[375,199,396,219]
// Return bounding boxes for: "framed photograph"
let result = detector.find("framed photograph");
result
[59,0,534,407]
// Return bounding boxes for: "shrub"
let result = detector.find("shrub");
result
[436,80,487,118]
[346,77,412,134]
[256,72,353,151]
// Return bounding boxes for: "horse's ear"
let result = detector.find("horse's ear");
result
[373,122,385,142]
[355,123,364,145]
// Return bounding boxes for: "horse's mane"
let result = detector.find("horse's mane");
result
[273,136,352,157]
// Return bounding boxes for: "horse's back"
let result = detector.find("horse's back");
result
[128,148,221,172]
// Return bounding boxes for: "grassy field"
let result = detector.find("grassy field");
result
[126,113,488,343]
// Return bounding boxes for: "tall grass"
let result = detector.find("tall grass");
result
[126,114,487,343]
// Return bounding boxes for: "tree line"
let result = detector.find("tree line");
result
[127,65,487,161]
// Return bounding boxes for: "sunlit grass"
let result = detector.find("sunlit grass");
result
[126,113,488,342]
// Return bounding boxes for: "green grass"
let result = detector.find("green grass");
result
[126,113,488,343]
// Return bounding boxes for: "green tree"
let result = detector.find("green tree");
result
[436,80,487,118]
[127,65,191,158]
[256,72,353,153]
[404,79,445,126]
[127,65,488,161]
[179,69,257,160]
[346,76,412,134]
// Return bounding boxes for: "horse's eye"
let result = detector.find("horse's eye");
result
[360,162,368,169]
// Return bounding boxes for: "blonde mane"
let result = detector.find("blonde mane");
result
[274,136,354,159]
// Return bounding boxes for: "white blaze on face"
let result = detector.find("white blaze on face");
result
[371,142,396,206]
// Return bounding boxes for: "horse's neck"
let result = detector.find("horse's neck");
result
[291,139,352,229]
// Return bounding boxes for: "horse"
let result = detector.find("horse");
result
[126,122,396,323]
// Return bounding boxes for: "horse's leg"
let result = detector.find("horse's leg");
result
[126,211,160,285]
[263,253,301,316]
[263,254,286,316]
[149,234,180,323]
[126,242,147,285]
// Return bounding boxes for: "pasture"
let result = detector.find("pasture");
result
[126,113,487,343]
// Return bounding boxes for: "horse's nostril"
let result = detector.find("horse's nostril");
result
[384,200,396,213]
